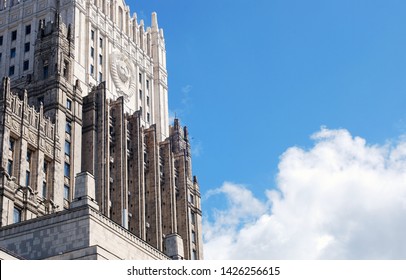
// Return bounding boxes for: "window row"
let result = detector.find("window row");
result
[0,25,32,47]
[1,42,31,61]
[90,30,104,48]
[7,60,30,76]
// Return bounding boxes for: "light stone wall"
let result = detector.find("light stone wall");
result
[0,205,170,260]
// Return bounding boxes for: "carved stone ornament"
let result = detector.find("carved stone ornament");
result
[110,51,136,102]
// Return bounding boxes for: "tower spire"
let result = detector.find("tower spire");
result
[151,12,158,31]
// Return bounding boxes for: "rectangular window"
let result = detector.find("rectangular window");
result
[146,96,150,106]
[0,35,3,46]
[9,66,15,76]
[25,25,31,35]
[26,150,32,163]
[147,113,150,123]
[10,48,16,58]
[66,98,72,110]
[139,73,142,83]
[192,230,196,243]
[63,61,69,78]
[7,160,13,175]
[90,64,94,75]
[190,210,196,225]
[25,170,30,186]
[13,208,21,223]
[139,90,142,99]
[9,138,15,151]
[11,30,17,41]
[0,53,2,63]
[24,42,30,52]
[64,162,70,178]
[146,80,149,90]
[91,30,95,40]
[43,65,49,79]
[23,60,29,71]
[42,182,47,198]
[65,119,72,134]
[99,37,103,48]
[90,47,94,58]
[43,160,49,174]
[65,140,71,156]
[192,250,197,260]
[99,54,102,65]
[99,72,103,82]
[64,184,70,200]
[189,194,194,204]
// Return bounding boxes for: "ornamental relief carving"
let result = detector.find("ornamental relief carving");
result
[110,51,136,102]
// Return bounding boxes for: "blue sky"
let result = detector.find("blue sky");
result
[131,1,406,258]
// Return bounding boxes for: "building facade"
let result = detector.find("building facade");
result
[0,0,203,260]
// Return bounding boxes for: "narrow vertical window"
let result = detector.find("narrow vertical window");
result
[43,160,48,174]
[9,66,15,76]
[65,140,71,156]
[66,98,72,110]
[190,210,196,225]
[7,160,13,175]
[42,182,47,198]
[24,42,30,52]
[9,138,15,151]
[11,30,17,41]
[23,60,29,71]
[64,184,70,200]
[26,150,31,161]
[64,162,70,178]
[25,170,30,187]
[65,119,72,134]
[0,35,3,46]
[91,30,95,40]
[192,230,196,243]
[63,61,69,78]
[13,208,21,223]
[43,65,49,79]
[10,48,16,58]
[25,25,31,35]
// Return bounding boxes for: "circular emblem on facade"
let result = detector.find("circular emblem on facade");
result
[110,51,136,102]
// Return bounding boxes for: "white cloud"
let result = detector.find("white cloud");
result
[203,128,406,259]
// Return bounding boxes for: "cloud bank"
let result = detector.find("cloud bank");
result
[203,128,406,259]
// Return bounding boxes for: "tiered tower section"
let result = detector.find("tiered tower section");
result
[0,77,61,225]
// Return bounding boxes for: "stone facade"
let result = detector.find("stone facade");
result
[0,0,203,260]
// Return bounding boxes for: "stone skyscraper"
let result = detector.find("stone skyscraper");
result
[0,0,203,260]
